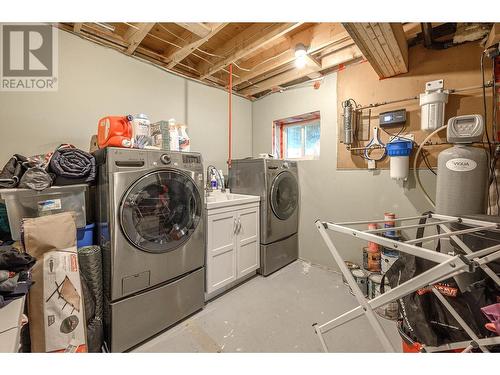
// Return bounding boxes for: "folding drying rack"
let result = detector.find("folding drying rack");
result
[313,213,500,353]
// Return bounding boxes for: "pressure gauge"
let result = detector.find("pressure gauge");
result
[447,114,484,144]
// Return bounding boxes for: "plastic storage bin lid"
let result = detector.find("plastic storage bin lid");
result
[386,140,413,157]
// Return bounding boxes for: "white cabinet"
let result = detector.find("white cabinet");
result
[205,201,260,299]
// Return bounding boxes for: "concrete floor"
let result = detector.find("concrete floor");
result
[133,260,402,352]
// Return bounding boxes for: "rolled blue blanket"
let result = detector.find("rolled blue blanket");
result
[49,147,96,186]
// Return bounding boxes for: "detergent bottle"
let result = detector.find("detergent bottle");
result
[97,115,133,148]
[131,113,152,149]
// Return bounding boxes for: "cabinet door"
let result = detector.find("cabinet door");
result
[236,206,260,278]
[206,211,237,294]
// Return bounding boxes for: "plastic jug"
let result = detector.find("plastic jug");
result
[131,113,152,149]
[97,115,133,148]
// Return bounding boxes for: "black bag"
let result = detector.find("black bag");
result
[0,154,28,188]
[384,213,499,348]
[18,166,55,191]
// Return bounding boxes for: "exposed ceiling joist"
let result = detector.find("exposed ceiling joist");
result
[73,23,83,33]
[175,23,213,38]
[232,23,349,87]
[58,22,422,99]
[240,45,362,97]
[486,23,500,48]
[166,23,228,69]
[125,23,156,55]
[343,23,408,78]
[198,22,303,80]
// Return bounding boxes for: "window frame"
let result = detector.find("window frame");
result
[273,112,321,161]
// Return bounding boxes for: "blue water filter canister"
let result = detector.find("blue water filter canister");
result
[386,140,413,181]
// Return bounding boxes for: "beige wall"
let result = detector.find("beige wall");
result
[0,29,252,174]
[252,74,437,269]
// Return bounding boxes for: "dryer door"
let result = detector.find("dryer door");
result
[270,171,298,220]
[120,169,202,253]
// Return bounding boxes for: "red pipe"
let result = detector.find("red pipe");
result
[228,64,233,168]
[279,124,284,159]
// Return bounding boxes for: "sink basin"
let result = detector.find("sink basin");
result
[205,191,260,210]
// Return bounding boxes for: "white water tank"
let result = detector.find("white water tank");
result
[435,145,488,215]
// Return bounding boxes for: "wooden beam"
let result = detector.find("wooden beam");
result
[73,23,83,33]
[175,23,213,38]
[124,23,155,55]
[240,45,363,97]
[486,23,500,49]
[232,23,349,87]
[306,55,322,69]
[343,23,408,78]
[166,23,228,69]
[198,22,303,80]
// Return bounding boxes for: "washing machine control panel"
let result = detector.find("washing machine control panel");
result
[160,154,171,164]
[182,154,201,164]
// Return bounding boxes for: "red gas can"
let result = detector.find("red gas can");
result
[97,115,133,148]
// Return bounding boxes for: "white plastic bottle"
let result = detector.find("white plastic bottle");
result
[168,119,179,151]
[178,124,191,152]
[131,113,152,148]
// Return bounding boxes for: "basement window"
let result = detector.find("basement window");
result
[273,111,320,160]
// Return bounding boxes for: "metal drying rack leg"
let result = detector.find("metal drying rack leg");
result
[315,221,395,352]
[313,214,500,353]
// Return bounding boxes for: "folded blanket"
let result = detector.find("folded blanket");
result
[0,154,28,188]
[49,147,96,186]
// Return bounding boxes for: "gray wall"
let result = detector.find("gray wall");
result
[0,29,252,174]
[0,29,438,270]
[252,74,437,269]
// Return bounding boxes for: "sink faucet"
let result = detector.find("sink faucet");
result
[206,165,226,193]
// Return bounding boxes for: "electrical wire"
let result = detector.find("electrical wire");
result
[413,125,448,208]
[155,23,224,62]
[421,149,437,176]
[195,49,225,58]
[380,124,406,140]
[481,48,500,214]
[490,55,500,213]
[231,61,251,72]
[481,51,493,158]
[157,23,188,42]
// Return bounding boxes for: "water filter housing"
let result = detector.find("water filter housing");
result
[435,145,488,215]
[419,91,449,131]
[419,79,449,132]
[386,140,413,181]
[342,100,353,145]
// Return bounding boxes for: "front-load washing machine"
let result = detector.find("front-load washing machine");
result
[94,147,205,352]
[229,158,299,275]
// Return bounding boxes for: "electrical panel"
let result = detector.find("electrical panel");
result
[379,109,406,127]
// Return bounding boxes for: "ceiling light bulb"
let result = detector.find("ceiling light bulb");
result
[295,55,307,68]
[294,43,308,69]
[295,43,307,57]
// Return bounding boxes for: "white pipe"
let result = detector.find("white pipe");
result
[413,125,448,207]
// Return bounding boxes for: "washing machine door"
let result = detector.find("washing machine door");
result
[270,171,298,220]
[120,169,202,253]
